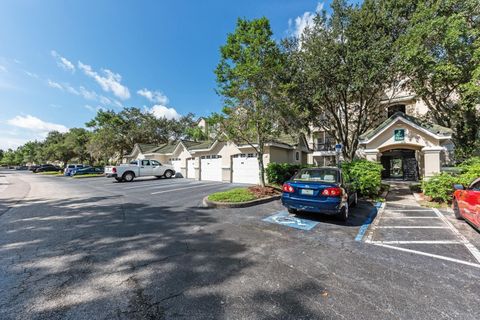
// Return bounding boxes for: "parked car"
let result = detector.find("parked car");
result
[34,164,61,173]
[15,166,29,170]
[72,166,104,176]
[64,164,87,176]
[453,178,480,230]
[28,165,40,171]
[105,159,175,182]
[281,167,357,221]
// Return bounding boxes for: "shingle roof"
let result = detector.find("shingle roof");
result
[359,112,452,141]
[137,144,158,153]
[187,140,217,151]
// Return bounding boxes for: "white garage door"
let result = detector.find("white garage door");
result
[200,155,222,181]
[232,154,259,184]
[170,158,182,174]
[187,158,195,179]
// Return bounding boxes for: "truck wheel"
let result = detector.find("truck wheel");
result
[123,172,134,182]
[164,170,173,179]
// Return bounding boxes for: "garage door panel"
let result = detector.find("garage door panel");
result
[232,157,259,184]
[171,160,182,173]
[201,158,222,181]
[187,159,195,179]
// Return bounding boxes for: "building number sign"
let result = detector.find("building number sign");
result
[394,129,405,141]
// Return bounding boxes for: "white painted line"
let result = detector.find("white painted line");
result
[151,183,224,195]
[386,209,434,212]
[432,208,480,264]
[372,243,480,269]
[376,226,449,229]
[365,202,386,243]
[370,240,461,244]
[382,216,439,219]
[123,181,194,190]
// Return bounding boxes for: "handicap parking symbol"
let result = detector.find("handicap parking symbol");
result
[263,210,319,231]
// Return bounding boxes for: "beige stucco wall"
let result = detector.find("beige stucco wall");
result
[365,120,440,152]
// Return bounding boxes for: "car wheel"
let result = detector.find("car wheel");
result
[164,170,173,179]
[453,200,463,220]
[351,192,358,207]
[123,172,134,182]
[115,177,123,182]
[288,208,297,214]
[339,203,349,222]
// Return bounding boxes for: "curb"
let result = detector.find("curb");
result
[355,201,385,242]
[202,195,281,209]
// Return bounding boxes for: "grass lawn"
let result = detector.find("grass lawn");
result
[208,188,258,203]
[72,174,105,179]
[36,171,63,176]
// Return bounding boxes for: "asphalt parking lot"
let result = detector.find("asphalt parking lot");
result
[1,170,479,319]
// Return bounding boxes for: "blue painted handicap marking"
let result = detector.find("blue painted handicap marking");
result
[263,210,319,231]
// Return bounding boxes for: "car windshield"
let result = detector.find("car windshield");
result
[292,168,339,183]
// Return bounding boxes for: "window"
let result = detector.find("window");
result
[471,180,480,191]
[151,160,160,166]
[388,104,406,117]
[130,160,138,165]
[295,152,300,161]
[141,160,150,166]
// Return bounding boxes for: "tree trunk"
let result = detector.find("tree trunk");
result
[258,143,265,187]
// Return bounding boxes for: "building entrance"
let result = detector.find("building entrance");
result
[380,149,419,181]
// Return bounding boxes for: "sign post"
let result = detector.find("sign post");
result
[335,144,342,168]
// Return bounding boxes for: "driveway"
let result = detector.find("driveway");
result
[0,171,479,319]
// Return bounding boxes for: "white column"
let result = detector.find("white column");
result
[422,147,443,177]
[364,149,380,162]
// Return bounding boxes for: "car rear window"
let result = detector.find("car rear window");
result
[292,168,339,183]
[68,165,75,168]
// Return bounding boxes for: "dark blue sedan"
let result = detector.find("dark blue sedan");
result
[281,167,357,221]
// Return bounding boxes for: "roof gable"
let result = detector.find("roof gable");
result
[360,112,452,143]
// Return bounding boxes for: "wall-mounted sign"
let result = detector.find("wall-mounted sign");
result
[394,129,405,141]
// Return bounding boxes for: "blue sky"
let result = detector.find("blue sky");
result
[0,0,331,149]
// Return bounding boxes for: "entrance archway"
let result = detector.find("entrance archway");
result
[380,149,419,181]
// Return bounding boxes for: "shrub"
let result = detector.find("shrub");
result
[342,159,383,197]
[458,156,480,186]
[265,163,307,185]
[421,173,459,203]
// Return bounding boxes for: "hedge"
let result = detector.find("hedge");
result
[265,163,309,185]
[341,160,383,197]
[422,156,480,203]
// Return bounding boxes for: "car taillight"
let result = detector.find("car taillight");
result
[322,187,342,197]
[112,167,117,173]
[282,183,294,193]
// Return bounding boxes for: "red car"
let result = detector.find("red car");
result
[453,178,480,230]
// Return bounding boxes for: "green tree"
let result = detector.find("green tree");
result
[215,17,287,186]
[42,131,75,166]
[397,0,480,159]
[289,0,398,161]
[65,128,92,164]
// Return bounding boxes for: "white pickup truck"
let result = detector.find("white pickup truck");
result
[105,159,175,182]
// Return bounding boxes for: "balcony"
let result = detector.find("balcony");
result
[310,141,336,155]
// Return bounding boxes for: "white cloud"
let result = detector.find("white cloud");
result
[0,136,29,150]
[150,105,181,120]
[78,61,130,100]
[23,70,39,79]
[7,115,68,136]
[84,105,105,113]
[47,79,63,90]
[288,2,324,39]
[137,88,169,105]
[51,50,75,72]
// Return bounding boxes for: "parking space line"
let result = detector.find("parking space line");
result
[370,240,461,244]
[432,208,480,263]
[355,202,384,242]
[122,181,195,190]
[372,243,480,269]
[386,209,433,212]
[376,226,449,229]
[150,183,224,195]
[382,216,439,219]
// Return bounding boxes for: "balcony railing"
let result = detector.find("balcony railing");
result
[311,141,336,151]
